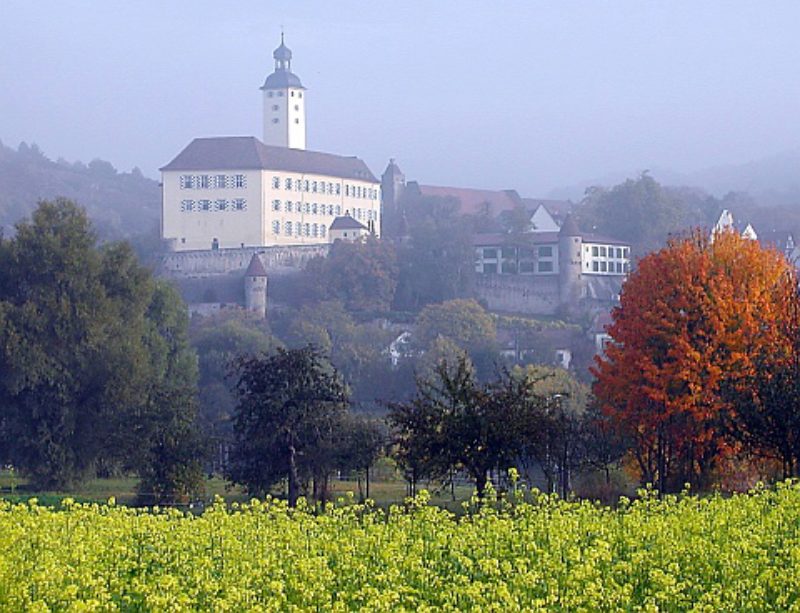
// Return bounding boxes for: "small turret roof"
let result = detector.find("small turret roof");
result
[330,215,368,231]
[245,254,268,277]
[559,214,580,237]
[382,158,404,178]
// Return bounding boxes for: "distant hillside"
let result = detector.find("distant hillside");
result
[0,140,159,241]
[549,149,800,209]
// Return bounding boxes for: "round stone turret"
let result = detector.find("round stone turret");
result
[244,254,268,318]
[558,214,583,311]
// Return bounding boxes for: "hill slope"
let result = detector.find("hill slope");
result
[0,140,159,240]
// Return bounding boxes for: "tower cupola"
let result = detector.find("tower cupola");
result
[273,34,293,71]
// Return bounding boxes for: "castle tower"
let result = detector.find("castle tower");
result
[558,214,583,310]
[244,254,268,318]
[260,34,306,149]
[381,159,406,237]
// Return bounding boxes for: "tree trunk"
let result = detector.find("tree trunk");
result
[475,470,487,498]
[288,443,300,507]
[365,466,370,500]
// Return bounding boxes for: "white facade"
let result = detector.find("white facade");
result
[162,166,380,251]
[581,242,629,275]
[529,204,561,233]
[262,87,306,149]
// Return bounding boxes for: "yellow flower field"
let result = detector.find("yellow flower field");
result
[1,484,800,611]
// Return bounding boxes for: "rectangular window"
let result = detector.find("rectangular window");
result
[198,199,212,211]
[483,263,498,274]
[538,261,554,273]
[285,201,293,212]
[616,262,623,273]
[180,175,194,189]
[517,248,534,259]
[483,248,498,259]
[216,175,227,189]
[593,261,599,272]
[321,225,327,237]
[272,220,280,234]
[329,182,334,194]
[599,246,607,257]
[295,179,302,191]
[538,246,553,257]
[285,221,292,235]
[272,176,280,189]
[215,199,227,211]
[233,198,246,211]
[501,247,516,258]
[304,223,310,236]
[616,247,623,258]
[234,175,246,188]
[312,223,318,237]
[600,261,607,272]
[335,184,341,195]
[303,180,309,192]
[592,246,599,257]
[312,181,318,193]
[285,177,293,190]
[180,199,194,212]
[519,261,535,274]
[335,205,342,215]
[199,175,210,189]
[312,203,318,215]
[272,199,281,211]
[501,261,517,274]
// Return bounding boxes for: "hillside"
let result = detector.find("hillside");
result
[0,140,159,241]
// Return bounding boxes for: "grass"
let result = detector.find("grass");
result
[0,469,475,509]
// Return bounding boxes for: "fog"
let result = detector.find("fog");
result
[2,1,800,196]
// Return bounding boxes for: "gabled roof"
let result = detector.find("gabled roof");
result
[330,215,368,231]
[414,184,522,216]
[161,137,378,182]
[245,254,268,277]
[473,232,560,246]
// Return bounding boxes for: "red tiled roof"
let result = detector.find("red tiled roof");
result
[245,254,268,277]
[417,184,521,216]
[472,232,560,246]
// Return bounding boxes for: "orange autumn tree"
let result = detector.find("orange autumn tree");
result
[593,229,795,491]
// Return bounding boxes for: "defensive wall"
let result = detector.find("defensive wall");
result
[475,274,561,316]
[158,244,330,279]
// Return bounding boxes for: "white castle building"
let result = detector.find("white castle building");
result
[161,37,381,252]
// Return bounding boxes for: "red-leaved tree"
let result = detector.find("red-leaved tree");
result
[593,230,796,491]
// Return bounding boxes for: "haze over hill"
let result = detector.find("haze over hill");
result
[549,148,800,209]
[0,139,159,241]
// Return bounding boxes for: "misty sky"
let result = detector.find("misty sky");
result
[2,1,800,197]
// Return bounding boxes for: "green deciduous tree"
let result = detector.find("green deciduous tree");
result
[389,357,550,496]
[190,312,277,456]
[0,199,202,496]
[303,237,398,313]
[393,194,475,310]
[226,346,349,506]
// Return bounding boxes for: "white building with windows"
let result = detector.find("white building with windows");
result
[472,208,631,316]
[160,37,380,252]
